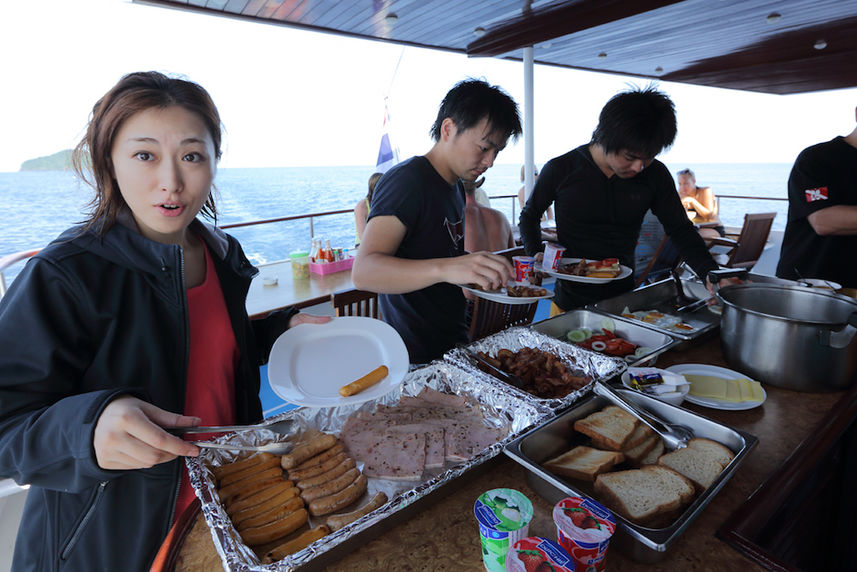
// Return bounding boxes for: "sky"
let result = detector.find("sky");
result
[1,0,856,174]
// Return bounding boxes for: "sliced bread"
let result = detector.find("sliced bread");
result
[542,446,625,481]
[623,423,656,451]
[639,438,665,466]
[574,405,639,451]
[657,438,735,492]
[623,433,659,466]
[593,465,694,526]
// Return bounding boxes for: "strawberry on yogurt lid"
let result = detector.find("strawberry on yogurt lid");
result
[553,497,616,545]
[505,537,575,572]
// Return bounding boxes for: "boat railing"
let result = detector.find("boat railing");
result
[0,193,781,297]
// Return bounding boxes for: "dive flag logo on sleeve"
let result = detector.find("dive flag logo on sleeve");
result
[805,187,828,202]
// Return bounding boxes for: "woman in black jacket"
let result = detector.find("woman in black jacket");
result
[0,71,327,571]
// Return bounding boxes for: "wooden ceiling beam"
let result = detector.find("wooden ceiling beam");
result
[466,0,683,57]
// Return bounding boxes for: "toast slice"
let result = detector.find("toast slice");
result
[542,446,625,482]
[623,433,659,466]
[623,423,655,450]
[594,465,694,526]
[657,438,735,492]
[574,405,639,451]
[639,438,665,466]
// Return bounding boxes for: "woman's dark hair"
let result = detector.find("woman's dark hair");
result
[591,84,677,158]
[429,79,522,142]
[367,172,383,202]
[73,71,223,234]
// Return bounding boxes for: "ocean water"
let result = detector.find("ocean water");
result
[0,162,791,286]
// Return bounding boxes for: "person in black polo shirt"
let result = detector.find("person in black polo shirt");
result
[519,85,719,313]
[776,106,857,289]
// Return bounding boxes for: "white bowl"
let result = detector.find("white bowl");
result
[621,368,689,406]
[801,278,842,291]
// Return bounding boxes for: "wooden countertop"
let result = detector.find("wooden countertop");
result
[172,336,847,571]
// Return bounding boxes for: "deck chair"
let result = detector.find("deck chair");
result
[467,245,539,341]
[331,288,381,318]
[634,235,682,287]
[705,212,776,270]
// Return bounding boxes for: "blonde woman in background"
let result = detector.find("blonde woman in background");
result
[677,168,725,239]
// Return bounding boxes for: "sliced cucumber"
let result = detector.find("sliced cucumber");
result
[566,329,587,343]
[580,328,592,339]
[634,346,653,357]
[601,317,616,332]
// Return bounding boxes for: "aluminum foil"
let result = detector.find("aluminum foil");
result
[444,326,628,410]
[185,360,549,571]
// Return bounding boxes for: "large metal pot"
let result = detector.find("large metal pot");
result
[716,283,857,391]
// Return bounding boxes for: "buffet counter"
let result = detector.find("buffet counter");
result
[171,336,849,571]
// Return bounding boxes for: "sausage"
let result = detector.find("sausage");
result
[218,467,283,502]
[234,496,304,531]
[212,452,276,481]
[300,467,360,503]
[339,365,388,397]
[262,525,330,563]
[292,442,344,471]
[308,473,368,516]
[240,508,308,546]
[287,451,346,482]
[326,492,389,532]
[280,433,338,469]
[229,485,299,523]
[226,480,295,516]
[296,457,356,490]
[218,455,282,487]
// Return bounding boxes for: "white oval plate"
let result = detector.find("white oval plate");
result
[664,363,766,410]
[267,316,408,407]
[459,282,554,305]
[542,258,632,284]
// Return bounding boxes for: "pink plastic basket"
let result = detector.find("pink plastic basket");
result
[309,256,354,275]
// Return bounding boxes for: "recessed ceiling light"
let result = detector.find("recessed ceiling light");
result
[473,27,486,37]
[541,42,552,49]
[597,52,607,59]
[814,39,827,50]
[766,12,781,23]
[655,66,664,73]
[385,13,398,24]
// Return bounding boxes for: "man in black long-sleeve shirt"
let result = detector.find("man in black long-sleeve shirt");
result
[519,86,719,312]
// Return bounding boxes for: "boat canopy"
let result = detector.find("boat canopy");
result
[134,0,857,95]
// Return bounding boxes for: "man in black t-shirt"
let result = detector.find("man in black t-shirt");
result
[352,80,522,364]
[519,86,719,312]
[776,107,857,289]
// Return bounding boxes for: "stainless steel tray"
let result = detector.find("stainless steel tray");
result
[530,309,679,367]
[503,389,757,563]
[445,327,627,411]
[590,278,721,340]
[186,360,550,571]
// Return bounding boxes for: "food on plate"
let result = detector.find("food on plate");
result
[339,364,389,397]
[567,327,638,358]
[280,432,339,469]
[656,438,735,492]
[308,473,369,516]
[684,374,763,402]
[556,257,621,278]
[621,307,696,332]
[475,347,589,398]
[262,525,331,563]
[573,405,640,451]
[505,284,548,297]
[326,491,390,532]
[542,446,625,481]
[593,465,695,526]
[340,387,509,479]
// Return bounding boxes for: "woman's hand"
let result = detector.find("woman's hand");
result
[288,312,332,328]
[93,396,201,470]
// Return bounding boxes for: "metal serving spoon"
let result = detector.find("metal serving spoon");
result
[166,418,295,437]
[188,440,294,455]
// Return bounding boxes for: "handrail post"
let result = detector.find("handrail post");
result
[309,216,314,238]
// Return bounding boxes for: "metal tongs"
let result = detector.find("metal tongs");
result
[591,381,693,450]
[460,346,525,389]
[166,418,296,455]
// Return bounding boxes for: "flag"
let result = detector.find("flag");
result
[375,101,399,173]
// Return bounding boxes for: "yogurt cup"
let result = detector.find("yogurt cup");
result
[542,242,566,271]
[506,537,575,572]
[474,489,534,572]
[552,497,616,572]
[512,256,536,283]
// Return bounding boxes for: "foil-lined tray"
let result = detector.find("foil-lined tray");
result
[444,327,627,410]
[185,360,550,571]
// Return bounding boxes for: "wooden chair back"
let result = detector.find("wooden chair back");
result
[635,235,682,287]
[331,288,381,318]
[468,296,539,342]
[706,212,776,270]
